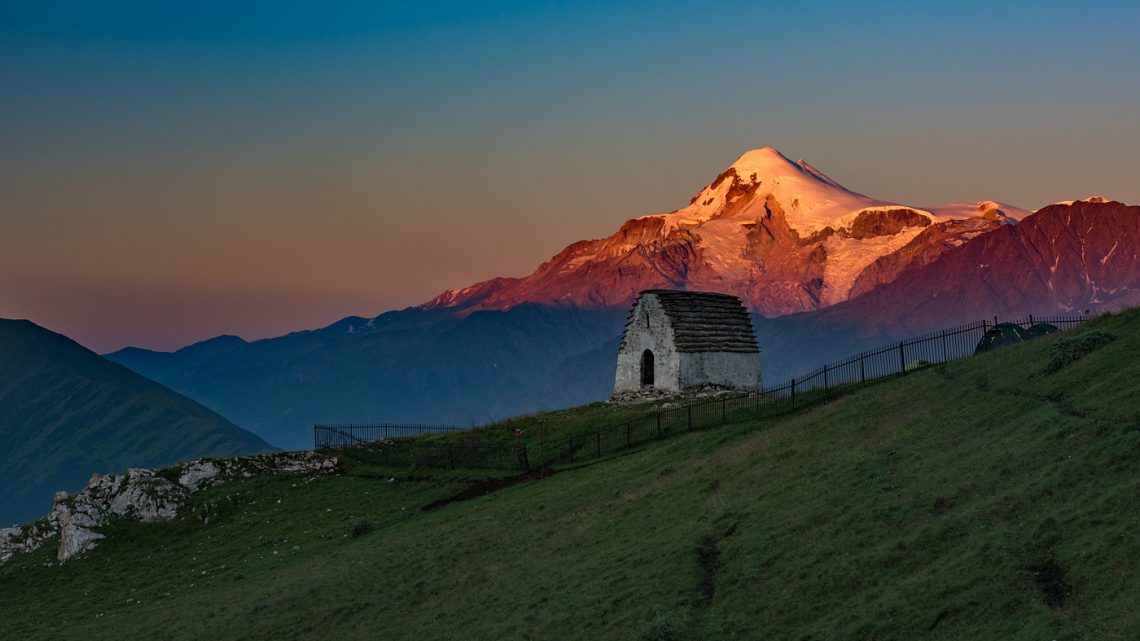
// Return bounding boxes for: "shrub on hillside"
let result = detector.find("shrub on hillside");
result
[638,612,684,641]
[1045,330,1116,373]
[350,519,374,538]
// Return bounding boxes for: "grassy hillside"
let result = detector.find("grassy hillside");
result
[0,319,274,526]
[2,310,1138,640]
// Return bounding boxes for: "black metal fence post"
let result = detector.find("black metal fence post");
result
[898,342,906,373]
[860,355,866,385]
[791,378,796,410]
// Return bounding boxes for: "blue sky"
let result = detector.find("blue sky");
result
[2,1,1139,351]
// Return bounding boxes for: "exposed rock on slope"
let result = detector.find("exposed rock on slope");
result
[848,209,1013,298]
[0,452,339,564]
[0,519,56,564]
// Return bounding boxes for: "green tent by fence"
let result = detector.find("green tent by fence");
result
[974,323,1030,354]
[975,322,1062,354]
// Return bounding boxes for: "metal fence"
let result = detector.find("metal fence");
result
[335,440,530,472]
[537,314,1088,467]
[314,423,470,449]
[315,314,1087,472]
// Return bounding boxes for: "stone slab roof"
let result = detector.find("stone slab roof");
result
[631,289,759,353]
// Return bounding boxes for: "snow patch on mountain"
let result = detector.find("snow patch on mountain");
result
[1050,196,1111,208]
[821,225,930,305]
[926,201,1031,223]
[1101,240,1120,265]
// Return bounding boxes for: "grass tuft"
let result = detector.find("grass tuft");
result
[638,611,685,641]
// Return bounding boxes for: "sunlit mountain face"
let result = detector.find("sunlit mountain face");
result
[423,147,1032,317]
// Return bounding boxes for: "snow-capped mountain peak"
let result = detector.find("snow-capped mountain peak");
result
[650,147,890,237]
[727,147,853,193]
[423,147,1035,318]
[728,147,808,180]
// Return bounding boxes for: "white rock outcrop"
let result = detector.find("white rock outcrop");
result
[0,528,18,563]
[53,469,187,561]
[0,513,57,564]
[54,490,106,562]
[3,451,340,564]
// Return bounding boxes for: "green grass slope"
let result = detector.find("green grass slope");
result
[0,319,275,525]
[2,311,1138,640]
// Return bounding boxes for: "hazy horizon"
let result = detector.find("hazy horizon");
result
[4,1,1139,352]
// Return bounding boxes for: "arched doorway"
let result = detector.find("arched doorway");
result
[641,349,655,387]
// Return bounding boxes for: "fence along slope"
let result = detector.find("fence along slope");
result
[314,423,469,449]
[539,315,1086,466]
[313,423,529,471]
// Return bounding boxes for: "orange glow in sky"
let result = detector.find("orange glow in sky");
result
[3,2,1139,352]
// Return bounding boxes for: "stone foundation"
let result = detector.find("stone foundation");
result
[608,383,752,405]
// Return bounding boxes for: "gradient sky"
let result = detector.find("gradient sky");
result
[3,1,1139,353]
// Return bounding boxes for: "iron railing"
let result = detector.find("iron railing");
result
[313,423,470,449]
[335,440,530,472]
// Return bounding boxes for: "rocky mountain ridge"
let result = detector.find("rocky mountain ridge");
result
[748,199,1140,383]
[799,199,1140,336]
